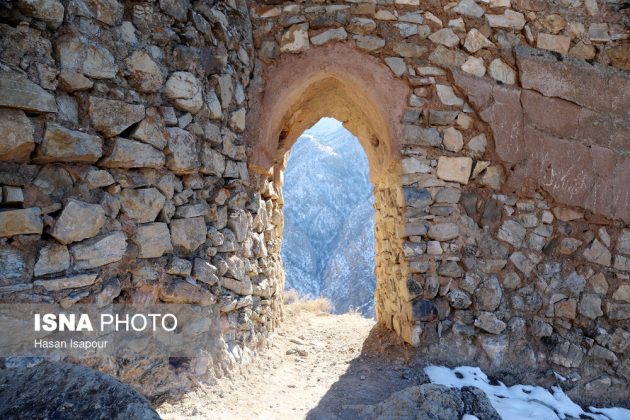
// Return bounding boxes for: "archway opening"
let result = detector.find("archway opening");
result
[281,117,376,316]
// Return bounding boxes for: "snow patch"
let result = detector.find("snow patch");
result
[425,365,630,420]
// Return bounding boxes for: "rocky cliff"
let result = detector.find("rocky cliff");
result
[281,118,376,316]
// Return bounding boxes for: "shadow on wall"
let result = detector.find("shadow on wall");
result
[280,118,376,317]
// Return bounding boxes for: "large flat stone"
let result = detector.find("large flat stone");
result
[100,137,165,169]
[71,231,127,269]
[0,109,35,162]
[0,208,43,237]
[35,123,102,163]
[34,273,98,291]
[0,72,57,113]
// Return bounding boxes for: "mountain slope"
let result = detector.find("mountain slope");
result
[281,118,376,316]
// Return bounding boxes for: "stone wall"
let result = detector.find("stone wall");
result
[248,0,629,404]
[0,0,628,406]
[0,0,284,400]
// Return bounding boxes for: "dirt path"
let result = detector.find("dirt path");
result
[157,303,427,420]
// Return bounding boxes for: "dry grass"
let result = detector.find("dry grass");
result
[284,289,332,315]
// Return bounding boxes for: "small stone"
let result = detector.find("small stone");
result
[555,298,577,319]
[453,0,484,18]
[18,0,65,27]
[163,72,203,114]
[166,257,192,276]
[100,137,165,169]
[159,278,215,305]
[120,188,165,223]
[170,216,206,253]
[193,258,218,286]
[475,276,503,311]
[428,223,459,241]
[475,312,506,334]
[86,170,114,189]
[125,51,163,93]
[384,57,406,77]
[57,34,117,80]
[133,222,173,258]
[443,127,464,152]
[578,293,603,319]
[489,59,516,85]
[437,156,473,184]
[551,340,584,368]
[71,231,127,270]
[89,97,145,138]
[480,166,505,189]
[375,10,397,20]
[310,28,347,46]
[429,45,468,68]
[393,42,427,58]
[583,239,611,267]
[0,72,57,113]
[608,45,630,71]
[36,124,102,163]
[558,237,582,255]
[281,23,310,53]
[552,207,583,221]
[58,70,93,92]
[530,320,553,337]
[429,28,460,48]
[461,56,486,77]
[51,200,105,244]
[608,303,630,320]
[73,0,123,25]
[448,289,472,309]
[510,252,535,275]
[229,108,246,133]
[395,23,419,38]
[539,14,566,34]
[465,134,487,159]
[2,187,23,205]
[34,273,98,292]
[617,230,630,256]
[404,126,442,147]
[502,272,521,289]
[130,108,169,150]
[588,23,609,42]
[537,34,570,55]
[0,109,35,162]
[486,10,526,30]
[0,208,43,238]
[436,85,464,106]
[613,284,630,303]
[166,128,200,174]
[34,244,69,276]
[348,18,376,34]
[439,261,463,278]
[497,220,526,248]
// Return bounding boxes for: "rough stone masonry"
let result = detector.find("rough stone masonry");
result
[0,0,628,406]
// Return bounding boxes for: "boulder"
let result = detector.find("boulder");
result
[0,363,159,420]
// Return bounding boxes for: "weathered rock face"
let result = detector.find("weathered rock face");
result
[0,0,628,407]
